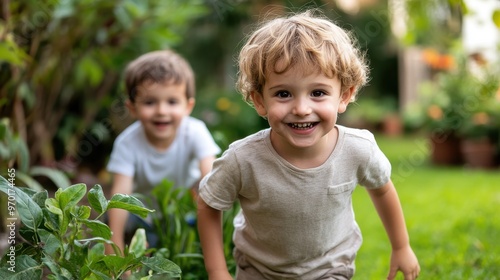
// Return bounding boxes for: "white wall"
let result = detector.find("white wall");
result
[462,0,500,63]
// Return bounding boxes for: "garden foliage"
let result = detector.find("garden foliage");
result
[0,176,181,279]
[1,0,208,169]
[140,179,239,279]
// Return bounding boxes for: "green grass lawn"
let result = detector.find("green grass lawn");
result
[352,134,500,279]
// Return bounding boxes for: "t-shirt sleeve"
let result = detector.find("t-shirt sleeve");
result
[357,136,392,189]
[199,148,240,211]
[190,120,221,159]
[106,137,135,177]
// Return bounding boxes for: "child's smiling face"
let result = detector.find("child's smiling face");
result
[127,81,194,150]
[252,66,353,153]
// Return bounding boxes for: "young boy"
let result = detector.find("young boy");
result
[106,50,220,253]
[197,10,420,280]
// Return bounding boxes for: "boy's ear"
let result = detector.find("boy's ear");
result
[125,99,137,117]
[338,87,355,114]
[251,91,267,117]
[186,97,195,115]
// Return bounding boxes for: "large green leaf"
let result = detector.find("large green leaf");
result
[72,205,91,220]
[55,183,86,210]
[41,255,66,279]
[88,184,108,214]
[87,243,105,263]
[141,255,181,277]
[79,219,112,240]
[96,254,141,276]
[0,177,43,230]
[85,268,113,280]
[16,187,37,197]
[76,237,121,256]
[29,166,71,190]
[31,190,48,208]
[0,255,43,279]
[42,208,60,233]
[45,198,63,216]
[129,228,147,258]
[107,194,154,218]
[44,198,64,234]
[38,229,62,256]
[48,257,77,279]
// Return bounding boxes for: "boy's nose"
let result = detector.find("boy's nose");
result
[292,98,312,116]
[157,102,169,114]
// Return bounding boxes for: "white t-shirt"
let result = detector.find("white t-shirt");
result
[107,117,221,194]
[199,125,391,279]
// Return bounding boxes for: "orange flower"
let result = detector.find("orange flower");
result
[427,105,443,120]
[472,112,490,125]
[437,55,455,70]
[421,48,455,70]
[422,48,440,68]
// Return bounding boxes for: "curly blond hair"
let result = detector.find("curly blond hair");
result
[236,9,369,105]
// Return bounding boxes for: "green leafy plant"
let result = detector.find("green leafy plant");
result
[1,117,75,242]
[339,97,397,131]
[0,118,71,192]
[456,70,500,141]
[0,176,181,279]
[1,0,208,169]
[140,179,203,278]
[406,51,500,141]
[139,180,240,279]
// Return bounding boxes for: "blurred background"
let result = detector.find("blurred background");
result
[1,0,499,182]
[1,0,500,278]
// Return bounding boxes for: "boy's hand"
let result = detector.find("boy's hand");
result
[387,245,420,280]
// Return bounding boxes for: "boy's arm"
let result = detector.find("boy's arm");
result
[367,180,420,280]
[190,155,217,200]
[197,197,233,280]
[105,173,134,255]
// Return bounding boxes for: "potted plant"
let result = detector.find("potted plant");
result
[408,55,474,165]
[406,49,500,167]
[457,71,500,169]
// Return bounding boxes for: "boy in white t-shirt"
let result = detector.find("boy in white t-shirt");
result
[106,50,220,253]
[197,10,420,279]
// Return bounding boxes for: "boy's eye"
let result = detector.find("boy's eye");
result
[168,99,179,105]
[275,91,291,98]
[311,90,326,97]
[141,99,156,105]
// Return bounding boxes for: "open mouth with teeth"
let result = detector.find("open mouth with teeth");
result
[153,121,171,126]
[288,122,318,129]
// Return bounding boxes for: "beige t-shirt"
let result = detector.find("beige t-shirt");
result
[199,125,391,279]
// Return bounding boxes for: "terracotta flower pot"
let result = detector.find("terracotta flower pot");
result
[429,132,462,166]
[460,138,497,169]
[382,114,403,137]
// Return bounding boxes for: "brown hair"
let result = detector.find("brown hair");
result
[125,50,195,102]
[236,9,369,105]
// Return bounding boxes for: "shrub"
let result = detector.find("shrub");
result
[0,176,181,279]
